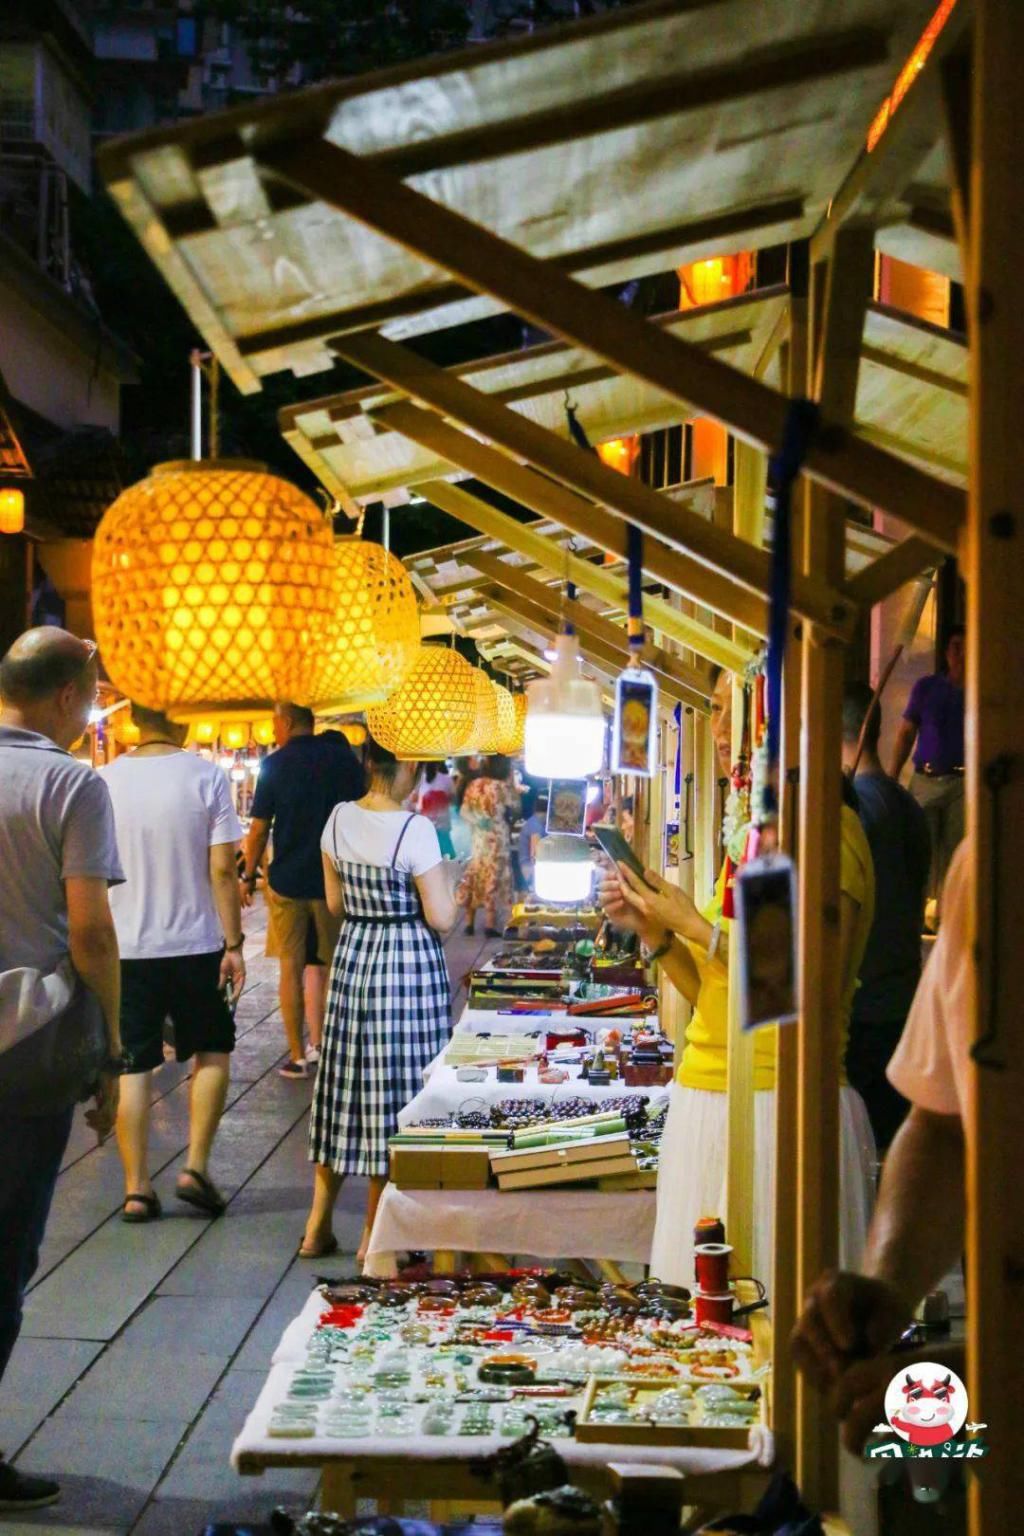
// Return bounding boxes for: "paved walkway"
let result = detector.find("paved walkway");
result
[0,901,495,1535]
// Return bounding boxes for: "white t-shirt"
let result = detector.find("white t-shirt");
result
[322,803,442,877]
[98,751,242,960]
[887,840,970,1122]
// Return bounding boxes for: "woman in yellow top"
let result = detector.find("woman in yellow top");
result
[599,670,877,1286]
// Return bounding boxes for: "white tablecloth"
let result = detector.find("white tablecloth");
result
[456,1006,654,1036]
[364,1185,658,1278]
[231,1282,774,1476]
[398,1056,669,1128]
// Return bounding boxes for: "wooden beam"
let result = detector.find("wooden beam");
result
[941,46,973,287]
[846,534,939,609]
[416,479,748,674]
[383,406,762,661]
[465,550,710,711]
[336,335,852,636]
[258,138,965,549]
[965,3,1024,1531]
[239,202,802,361]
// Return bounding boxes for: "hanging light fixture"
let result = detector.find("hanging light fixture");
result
[494,686,523,756]
[0,487,25,535]
[309,538,419,712]
[221,720,250,751]
[251,718,275,747]
[92,460,337,719]
[525,631,605,779]
[190,719,219,746]
[341,721,368,747]
[463,670,502,754]
[367,645,478,760]
[534,833,594,904]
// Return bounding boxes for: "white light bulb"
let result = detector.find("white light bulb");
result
[524,632,605,779]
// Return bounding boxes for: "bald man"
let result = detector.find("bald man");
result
[0,628,124,1511]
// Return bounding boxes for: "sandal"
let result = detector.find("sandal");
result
[121,1192,162,1224]
[175,1168,226,1216]
[298,1233,338,1260]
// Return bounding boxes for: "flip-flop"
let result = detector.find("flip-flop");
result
[175,1168,226,1216]
[298,1234,338,1260]
[121,1192,162,1224]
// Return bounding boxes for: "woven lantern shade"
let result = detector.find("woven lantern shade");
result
[367,645,478,760]
[340,722,368,747]
[310,539,419,712]
[497,691,527,755]
[482,682,516,755]
[92,460,337,720]
[252,719,275,746]
[459,667,501,754]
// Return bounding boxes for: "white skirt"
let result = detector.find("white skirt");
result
[649,1081,877,1287]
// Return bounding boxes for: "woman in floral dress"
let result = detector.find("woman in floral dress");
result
[457,755,516,937]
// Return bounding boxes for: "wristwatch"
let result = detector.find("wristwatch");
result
[225,936,246,952]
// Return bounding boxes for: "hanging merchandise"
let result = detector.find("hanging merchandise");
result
[366,644,478,760]
[524,631,605,779]
[612,525,657,776]
[92,461,337,719]
[308,538,419,713]
[534,833,595,905]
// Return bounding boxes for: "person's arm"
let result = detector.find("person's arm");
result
[66,876,121,1051]
[210,841,246,1001]
[240,817,271,908]
[616,862,729,971]
[889,716,918,781]
[322,850,346,919]
[415,862,458,933]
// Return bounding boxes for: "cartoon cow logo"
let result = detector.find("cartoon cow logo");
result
[882,1363,969,1449]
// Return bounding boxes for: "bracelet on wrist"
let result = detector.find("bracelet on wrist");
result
[225,936,246,952]
[642,931,674,966]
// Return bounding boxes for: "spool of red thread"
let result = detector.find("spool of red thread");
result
[695,1242,733,1292]
[694,1291,735,1326]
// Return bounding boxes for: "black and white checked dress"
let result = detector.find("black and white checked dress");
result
[309,813,451,1176]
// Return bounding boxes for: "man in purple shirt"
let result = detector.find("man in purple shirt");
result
[889,625,965,903]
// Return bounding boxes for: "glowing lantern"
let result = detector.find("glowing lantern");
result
[0,487,24,534]
[367,645,478,760]
[459,668,500,754]
[677,254,753,309]
[341,722,368,747]
[525,632,605,779]
[92,460,337,720]
[309,539,420,711]
[497,692,527,756]
[534,834,594,904]
[115,718,141,747]
[596,437,640,477]
[252,718,275,746]
[191,719,218,746]
[221,721,249,751]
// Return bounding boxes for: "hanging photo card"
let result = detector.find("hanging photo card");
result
[734,853,799,1030]
[546,780,588,836]
[613,668,657,776]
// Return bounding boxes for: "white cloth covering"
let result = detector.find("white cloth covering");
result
[364,1185,657,1278]
[397,1053,670,1127]
[99,751,240,959]
[456,1006,655,1036]
[650,1081,876,1287]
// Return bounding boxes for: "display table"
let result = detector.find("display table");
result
[456,1006,654,1036]
[231,1286,775,1516]
[397,1054,670,1128]
[363,1185,658,1278]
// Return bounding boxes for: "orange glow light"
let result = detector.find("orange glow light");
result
[596,436,640,476]
[677,253,753,310]
[867,0,959,153]
[0,487,25,535]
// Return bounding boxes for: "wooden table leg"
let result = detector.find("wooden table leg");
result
[321,1462,357,1517]
[433,1249,459,1274]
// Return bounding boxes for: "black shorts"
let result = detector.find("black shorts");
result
[121,952,235,1074]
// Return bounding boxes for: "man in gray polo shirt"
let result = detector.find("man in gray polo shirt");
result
[0,628,123,1512]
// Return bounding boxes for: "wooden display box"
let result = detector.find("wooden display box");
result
[389,1145,493,1190]
[575,1375,765,1449]
[490,1134,637,1190]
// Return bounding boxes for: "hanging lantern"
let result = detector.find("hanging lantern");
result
[221,721,250,751]
[525,632,605,779]
[534,833,594,905]
[497,691,527,756]
[341,722,368,747]
[190,718,219,746]
[596,437,640,477]
[367,645,478,761]
[466,672,504,754]
[92,460,337,720]
[114,717,141,748]
[309,539,420,712]
[252,718,275,746]
[0,487,25,534]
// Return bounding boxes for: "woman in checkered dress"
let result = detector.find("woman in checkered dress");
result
[301,740,457,1264]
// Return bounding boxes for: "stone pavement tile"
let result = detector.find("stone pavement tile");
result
[111,1295,265,1357]
[0,1340,103,1457]
[229,1280,316,1374]
[56,1345,228,1424]
[13,1414,186,1530]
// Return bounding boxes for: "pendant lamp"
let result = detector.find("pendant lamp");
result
[465,670,503,755]
[309,538,419,712]
[340,722,368,747]
[93,460,337,719]
[0,487,25,534]
[252,719,275,747]
[534,833,594,904]
[497,691,527,756]
[525,631,605,779]
[366,645,478,760]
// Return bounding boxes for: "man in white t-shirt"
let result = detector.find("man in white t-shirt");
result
[791,841,970,1451]
[99,704,245,1222]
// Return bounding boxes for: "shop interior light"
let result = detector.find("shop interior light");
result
[221,721,250,751]
[534,833,594,905]
[496,690,526,756]
[0,487,25,535]
[525,632,605,779]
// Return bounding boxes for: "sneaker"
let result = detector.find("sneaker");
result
[0,1460,60,1511]
[278,1060,308,1080]
[304,1044,321,1066]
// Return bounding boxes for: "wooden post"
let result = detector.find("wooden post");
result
[965,3,1024,1530]
[794,228,874,1509]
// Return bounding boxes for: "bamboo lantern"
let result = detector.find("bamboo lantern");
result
[309,539,419,711]
[0,487,25,534]
[252,719,275,746]
[92,460,337,719]
[190,719,219,746]
[497,691,527,755]
[486,682,517,755]
[460,667,501,754]
[366,645,478,760]
[341,722,368,747]
[221,721,249,750]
